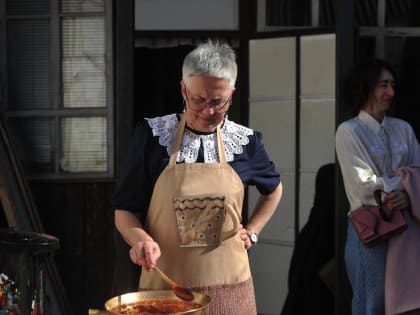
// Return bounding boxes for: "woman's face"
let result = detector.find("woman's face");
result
[181,75,235,132]
[365,69,396,115]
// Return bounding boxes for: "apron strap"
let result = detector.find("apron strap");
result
[216,124,227,164]
[169,114,187,166]
[169,114,227,166]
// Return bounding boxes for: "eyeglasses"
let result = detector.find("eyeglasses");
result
[185,87,232,112]
[374,189,391,221]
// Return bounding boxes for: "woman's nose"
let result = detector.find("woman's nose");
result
[387,85,395,96]
[204,105,216,114]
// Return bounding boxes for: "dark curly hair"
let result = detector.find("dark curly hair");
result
[343,59,397,114]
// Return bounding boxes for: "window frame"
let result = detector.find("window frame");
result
[359,0,420,59]
[1,0,114,181]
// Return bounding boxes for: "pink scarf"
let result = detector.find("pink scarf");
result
[386,165,420,315]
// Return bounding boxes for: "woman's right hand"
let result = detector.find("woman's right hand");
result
[384,190,410,211]
[129,240,161,271]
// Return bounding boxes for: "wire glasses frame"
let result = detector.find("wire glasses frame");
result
[184,87,232,112]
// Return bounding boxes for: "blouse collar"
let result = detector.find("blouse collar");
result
[358,110,389,135]
[146,113,253,163]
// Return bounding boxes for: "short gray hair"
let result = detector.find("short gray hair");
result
[182,39,237,88]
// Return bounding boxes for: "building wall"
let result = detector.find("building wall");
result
[248,34,336,314]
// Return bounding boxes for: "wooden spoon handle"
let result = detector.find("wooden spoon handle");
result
[153,266,176,287]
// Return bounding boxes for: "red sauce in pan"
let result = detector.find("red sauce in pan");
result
[111,299,202,314]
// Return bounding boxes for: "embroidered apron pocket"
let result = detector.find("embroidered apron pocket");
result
[173,195,226,247]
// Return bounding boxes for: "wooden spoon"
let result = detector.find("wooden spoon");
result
[153,266,194,301]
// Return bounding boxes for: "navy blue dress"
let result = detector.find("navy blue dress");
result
[112,114,280,223]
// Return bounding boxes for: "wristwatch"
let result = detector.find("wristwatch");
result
[247,231,258,245]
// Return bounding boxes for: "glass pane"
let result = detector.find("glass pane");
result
[386,0,420,27]
[61,17,106,108]
[384,37,404,72]
[357,36,376,60]
[355,0,377,26]
[7,20,50,110]
[6,0,49,15]
[319,0,336,27]
[386,36,420,137]
[7,118,54,173]
[265,0,311,27]
[61,117,107,172]
[61,0,105,13]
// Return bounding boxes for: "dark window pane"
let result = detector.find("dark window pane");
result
[386,0,420,26]
[385,37,404,72]
[266,0,311,27]
[357,36,376,61]
[390,37,420,138]
[7,118,54,173]
[7,20,50,110]
[355,0,377,26]
[319,0,336,27]
[6,0,49,15]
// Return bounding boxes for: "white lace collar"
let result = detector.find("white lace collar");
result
[146,114,253,163]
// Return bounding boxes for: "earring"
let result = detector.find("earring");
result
[183,99,186,112]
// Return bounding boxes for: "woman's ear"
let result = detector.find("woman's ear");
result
[180,80,187,100]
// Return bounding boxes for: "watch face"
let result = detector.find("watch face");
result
[250,232,258,244]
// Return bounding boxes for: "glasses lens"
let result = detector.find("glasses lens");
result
[186,88,231,112]
[190,99,205,109]
[213,98,230,111]
[208,99,224,108]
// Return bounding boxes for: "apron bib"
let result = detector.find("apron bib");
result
[139,114,256,314]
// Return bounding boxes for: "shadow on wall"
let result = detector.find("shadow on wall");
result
[281,163,336,315]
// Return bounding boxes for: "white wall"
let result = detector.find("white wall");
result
[248,34,336,314]
[135,0,239,30]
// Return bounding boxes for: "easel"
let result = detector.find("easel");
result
[0,112,72,315]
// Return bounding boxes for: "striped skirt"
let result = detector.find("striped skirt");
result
[190,278,257,315]
[345,217,387,315]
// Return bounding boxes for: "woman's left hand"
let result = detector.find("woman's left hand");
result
[239,224,252,249]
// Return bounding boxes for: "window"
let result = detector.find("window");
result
[2,0,113,179]
[257,0,331,30]
[357,0,420,137]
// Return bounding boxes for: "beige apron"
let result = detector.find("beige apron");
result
[140,114,256,314]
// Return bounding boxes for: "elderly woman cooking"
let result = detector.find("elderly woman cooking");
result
[111,39,283,314]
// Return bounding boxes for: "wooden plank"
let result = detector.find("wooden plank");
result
[0,112,72,315]
[0,180,17,226]
[0,114,35,230]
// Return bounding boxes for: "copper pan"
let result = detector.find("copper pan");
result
[105,290,211,315]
